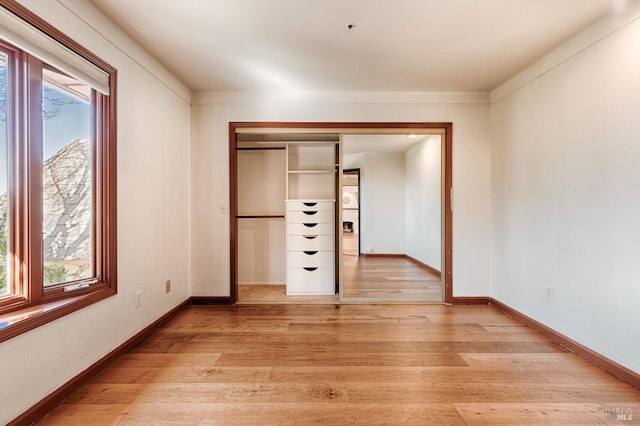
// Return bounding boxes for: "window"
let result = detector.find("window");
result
[42,66,94,286]
[0,2,116,342]
[0,50,8,297]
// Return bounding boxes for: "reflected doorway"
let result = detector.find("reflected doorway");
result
[342,169,360,257]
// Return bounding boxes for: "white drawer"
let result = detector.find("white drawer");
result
[287,235,334,251]
[288,250,333,267]
[286,266,335,295]
[286,201,334,212]
[287,210,333,224]
[287,222,334,236]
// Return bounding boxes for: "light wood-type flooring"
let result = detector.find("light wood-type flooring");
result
[39,304,640,425]
[343,232,359,257]
[343,255,442,302]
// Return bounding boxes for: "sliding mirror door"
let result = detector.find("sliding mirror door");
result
[341,134,444,302]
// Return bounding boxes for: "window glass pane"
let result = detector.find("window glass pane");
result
[0,53,8,295]
[42,67,93,286]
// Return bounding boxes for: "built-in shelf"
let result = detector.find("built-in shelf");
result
[285,142,337,295]
[287,143,336,201]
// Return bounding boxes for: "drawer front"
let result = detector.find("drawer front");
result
[286,266,334,295]
[287,210,333,224]
[286,201,334,212]
[287,222,334,236]
[288,250,333,267]
[287,235,334,251]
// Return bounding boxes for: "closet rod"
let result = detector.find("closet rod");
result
[237,215,286,219]
[236,147,286,151]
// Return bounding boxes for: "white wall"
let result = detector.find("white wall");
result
[360,153,406,254]
[191,92,491,297]
[0,1,192,423]
[490,5,640,373]
[406,136,442,270]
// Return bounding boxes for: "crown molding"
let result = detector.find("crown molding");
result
[192,90,490,106]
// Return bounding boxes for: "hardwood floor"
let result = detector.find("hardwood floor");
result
[39,304,640,425]
[343,254,442,302]
[343,232,358,257]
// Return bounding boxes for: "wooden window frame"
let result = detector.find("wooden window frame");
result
[0,1,117,343]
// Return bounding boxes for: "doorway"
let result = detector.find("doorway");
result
[229,122,453,304]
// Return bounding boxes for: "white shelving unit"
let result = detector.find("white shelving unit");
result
[285,143,337,295]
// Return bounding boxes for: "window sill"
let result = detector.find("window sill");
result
[0,288,116,343]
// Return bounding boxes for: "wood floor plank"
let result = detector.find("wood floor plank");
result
[154,340,559,355]
[215,352,469,367]
[37,404,128,426]
[459,352,589,366]
[344,382,640,404]
[66,383,348,404]
[93,366,272,384]
[109,353,222,368]
[269,365,612,384]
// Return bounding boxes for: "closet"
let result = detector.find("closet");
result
[236,133,339,297]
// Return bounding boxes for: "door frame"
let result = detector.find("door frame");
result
[229,122,453,304]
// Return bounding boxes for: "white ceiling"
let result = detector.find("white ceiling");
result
[90,0,616,92]
[343,134,435,155]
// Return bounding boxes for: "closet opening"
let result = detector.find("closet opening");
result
[229,122,452,305]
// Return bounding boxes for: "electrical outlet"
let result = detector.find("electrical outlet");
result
[135,290,141,307]
[165,279,171,293]
[545,286,554,301]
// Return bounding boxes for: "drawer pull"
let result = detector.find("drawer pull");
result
[303,251,318,255]
[303,267,318,272]
[303,211,318,215]
[303,202,317,207]
[303,223,318,228]
[303,235,318,239]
